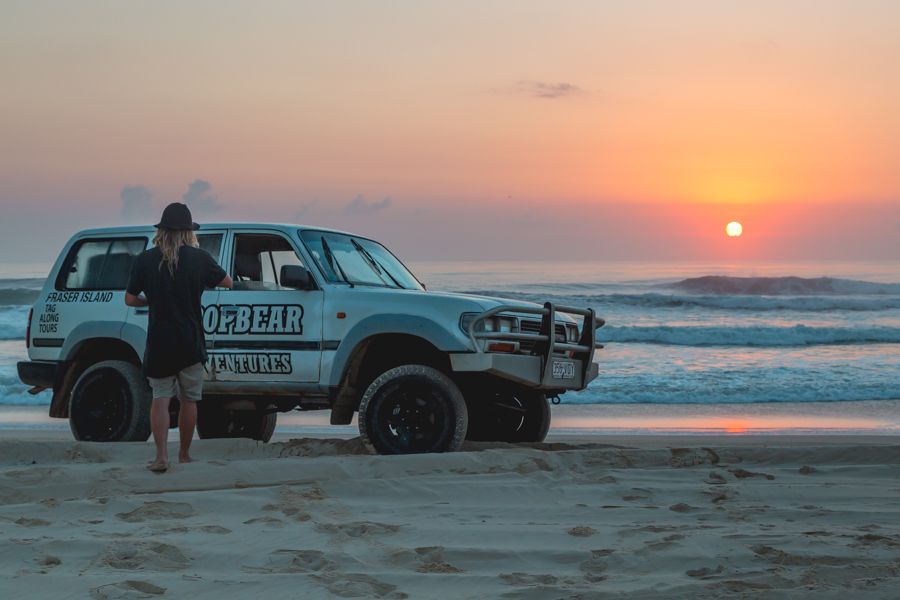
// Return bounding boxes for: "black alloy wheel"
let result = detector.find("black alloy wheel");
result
[359,365,467,455]
[68,360,151,442]
[465,387,551,443]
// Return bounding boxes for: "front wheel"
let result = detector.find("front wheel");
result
[465,387,551,443]
[197,405,277,442]
[358,365,468,455]
[69,360,152,442]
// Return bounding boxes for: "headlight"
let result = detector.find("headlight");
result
[459,313,519,335]
[495,317,516,333]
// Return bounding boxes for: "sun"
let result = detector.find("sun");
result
[725,221,743,237]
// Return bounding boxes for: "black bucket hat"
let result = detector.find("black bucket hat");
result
[155,202,200,231]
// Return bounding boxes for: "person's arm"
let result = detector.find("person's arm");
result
[204,253,230,289]
[125,292,148,307]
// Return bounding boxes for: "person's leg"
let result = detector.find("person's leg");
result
[178,399,197,463]
[176,363,204,463]
[147,376,176,471]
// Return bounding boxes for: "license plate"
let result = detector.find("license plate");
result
[552,360,576,380]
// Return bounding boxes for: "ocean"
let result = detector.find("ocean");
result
[2,260,898,409]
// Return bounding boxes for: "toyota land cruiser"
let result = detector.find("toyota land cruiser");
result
[17,224,603,454]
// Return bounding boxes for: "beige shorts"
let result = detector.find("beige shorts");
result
[147,363,205,402]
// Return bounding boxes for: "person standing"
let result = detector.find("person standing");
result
[125,203,232,472]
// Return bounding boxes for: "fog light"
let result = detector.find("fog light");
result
[487,342,517,353]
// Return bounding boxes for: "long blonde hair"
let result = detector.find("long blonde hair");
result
[153,228,198,277]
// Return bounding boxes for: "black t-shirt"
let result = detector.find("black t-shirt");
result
[126,245,226,378]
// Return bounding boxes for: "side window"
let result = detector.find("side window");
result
[231,234,307,291]
[58,238,147,291]
[197,234,223,260]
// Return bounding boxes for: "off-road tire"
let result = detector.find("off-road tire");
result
[465,387,551,443]
[359,364,468,455]
[68,360,152,442]
[197,405,277,442]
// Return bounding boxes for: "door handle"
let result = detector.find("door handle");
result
[221,306,239,315]
[134,307,149,315]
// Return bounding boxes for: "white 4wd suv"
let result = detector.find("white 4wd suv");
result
[18,224,602,454]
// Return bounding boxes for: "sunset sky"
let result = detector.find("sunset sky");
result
[1,1,898,262]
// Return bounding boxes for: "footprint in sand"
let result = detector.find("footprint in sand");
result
[622,487,653,501]
[243,516,284,526]
[242,549,335,574]
[0,485,30,504]
[686,564,725,579]
[90,580,166,599]
[851,533,900,548]
[116,501,196,523]
[749,544,845,567]
[567,526,596,537]
[642,533,686,552]
[157,524,231,535]
[65,447,107,463]
[702,489,733,504]
[705,471,728,485]
[579,549,614,582]
[729,468,775,481]
[411,546,463,574]
[500,572,560,586]
[14,517,51,527]
[310,573,406,599]
[5,467,62,486]
[261,486,324,522]
[514,457,555,474]
[99,541,190,571]
[499,571,592,590]
[669,448,720,467]
[316,521,400,538]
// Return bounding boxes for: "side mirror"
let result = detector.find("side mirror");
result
[280,265,314,290]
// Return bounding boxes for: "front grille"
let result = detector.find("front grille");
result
[518,319,567,354]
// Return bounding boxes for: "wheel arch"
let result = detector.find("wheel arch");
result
[50,331,143,418]
[328,324,463,425]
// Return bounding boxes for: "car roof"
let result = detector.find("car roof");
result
[74,223,357,237]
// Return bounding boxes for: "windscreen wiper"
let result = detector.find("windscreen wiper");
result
[320,236,353,288]
[352,239,402,288]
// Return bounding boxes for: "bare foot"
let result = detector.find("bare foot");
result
[178,455,193,464]
[148,460,169,473]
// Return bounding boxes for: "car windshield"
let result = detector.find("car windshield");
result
[300,230,423,290]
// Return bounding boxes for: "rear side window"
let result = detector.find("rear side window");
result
[57,238,147,291]
[198,234,223,260]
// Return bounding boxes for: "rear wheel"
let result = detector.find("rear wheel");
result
[358,365,468,455]
[465,386,550,443]
[68,360,151,442]
[197,405,277,442]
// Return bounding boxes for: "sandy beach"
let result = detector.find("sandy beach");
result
[1,432,898,599]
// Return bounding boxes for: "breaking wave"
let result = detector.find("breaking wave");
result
[0,307,28,341]
[669,275,900,296]
[464,290,900,312]
[0,362,50,405]
[0,278,43,307]
[591,293,900,311]
[598,325,900,347]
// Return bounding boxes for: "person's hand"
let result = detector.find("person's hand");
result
[125,292,148,307]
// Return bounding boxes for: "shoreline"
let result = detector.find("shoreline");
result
[2,399,898,440]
